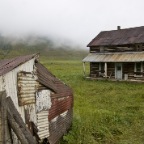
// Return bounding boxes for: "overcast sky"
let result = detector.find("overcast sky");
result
[0,0,144,47]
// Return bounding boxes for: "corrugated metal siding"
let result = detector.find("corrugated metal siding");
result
[83,52,144,62]
[87,26,144,47]
[36,62,73,98]
[17,71,39,106]
[48,96,73,121]
[48,109,73,144]
[36,90,52,140]
[36,62,57,92]
[37,111,49,139]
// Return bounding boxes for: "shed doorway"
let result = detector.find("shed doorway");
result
[115,63,122,80]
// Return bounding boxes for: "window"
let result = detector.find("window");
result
[134,62,143,77]
[135,63,141,72]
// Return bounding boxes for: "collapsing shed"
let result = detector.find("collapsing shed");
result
[0,54,73,144]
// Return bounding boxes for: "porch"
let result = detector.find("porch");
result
[83,62,144,81]
[82,52,144,82]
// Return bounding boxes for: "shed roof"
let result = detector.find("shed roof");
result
[88,26,144,47]
[0,54,37,76]
[36,62,73,97]
[83,52,144,62]
[0,54,72,96]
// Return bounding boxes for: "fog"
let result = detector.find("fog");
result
[0,0,144,47]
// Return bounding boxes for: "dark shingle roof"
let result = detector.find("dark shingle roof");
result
[87,26,144,47]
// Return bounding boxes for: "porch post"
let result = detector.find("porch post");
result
[83,62,86,77]
[104,62,107,77]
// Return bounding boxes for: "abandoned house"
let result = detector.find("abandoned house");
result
[83,26,144,82]
[0,54,73,144]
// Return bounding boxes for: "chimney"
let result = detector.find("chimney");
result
[117,26,121,30]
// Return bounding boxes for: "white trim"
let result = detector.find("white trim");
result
[104,63,107,77]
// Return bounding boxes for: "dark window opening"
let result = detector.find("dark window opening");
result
[136,63,141,72]
[117,66,121,71]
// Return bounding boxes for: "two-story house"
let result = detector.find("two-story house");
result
[83,26,144,82]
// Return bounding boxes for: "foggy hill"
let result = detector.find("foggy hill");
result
[0,34,88,60]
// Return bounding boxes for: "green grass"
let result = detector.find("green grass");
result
[41,59,144,144]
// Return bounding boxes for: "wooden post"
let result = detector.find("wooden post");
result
[105,62,107,77]
[6,97,37,144]
[83,62,86,77]
[0,91,12,144]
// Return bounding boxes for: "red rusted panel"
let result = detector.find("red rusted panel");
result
[88,26,144,47]
[48,96,73,121]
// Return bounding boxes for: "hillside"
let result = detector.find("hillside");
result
[0,34,88,60]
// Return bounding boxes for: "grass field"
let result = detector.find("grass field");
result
[42,59,144,144]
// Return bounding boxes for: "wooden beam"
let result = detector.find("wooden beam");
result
[6,97,37,144]
[0,91,12,144]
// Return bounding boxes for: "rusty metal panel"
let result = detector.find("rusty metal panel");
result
[87,26,144,47]
[83,52,144,62]
[17,71,39,106]
[35,63,57,92]
[37,111,50,139]
[48,96,73,121]
[48,109,73,144]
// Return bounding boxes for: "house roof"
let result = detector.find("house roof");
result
[83,52,144,62]
[87,26,144,47]
[36,62,73,97]
[0,54,37,76]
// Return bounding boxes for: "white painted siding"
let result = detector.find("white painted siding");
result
[36,90,52,139]
[36,90,52,113]
[0,59,36,144]
[2,59,36,122]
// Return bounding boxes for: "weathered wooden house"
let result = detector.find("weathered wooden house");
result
[83,26,144,82]
[0,54,73,144]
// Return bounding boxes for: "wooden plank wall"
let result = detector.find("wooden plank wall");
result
[107,63,115,78]
[90,62,99,77]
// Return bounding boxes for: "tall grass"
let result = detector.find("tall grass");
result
[42,59,144,144]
